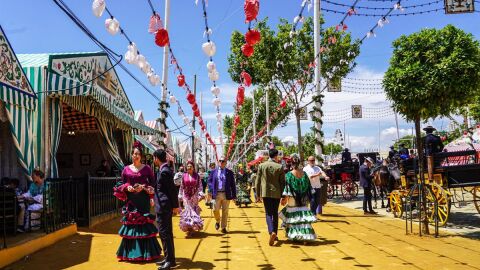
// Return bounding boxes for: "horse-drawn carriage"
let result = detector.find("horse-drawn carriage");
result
[325,161,359,200]
[389,150,480,226]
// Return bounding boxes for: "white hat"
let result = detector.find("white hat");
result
[365,157,375,164]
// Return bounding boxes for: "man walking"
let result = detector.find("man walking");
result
[360,157,377,215]
[208,157,236,234]
[255,149,285,246]
[304,156,329,216]
[153,150,179,270]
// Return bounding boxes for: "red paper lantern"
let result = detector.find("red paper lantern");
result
[187,93,196,104]
[280,99,287,108]
[237,86,245,106]
[193,109,200,117]
[245,29,261,45]
[244,0,260,22]
[192,103,198,111]
[199,119,204,126]
[155,29,169,47]
[234,115,240,125]
[241,43,254,57]
[241,71,252,87]
[177,74,185,87]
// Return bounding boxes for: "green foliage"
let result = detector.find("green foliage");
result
[393,134,417,150]
[227,17,360,160]
[383,25,480,122]
[324,142,343,155]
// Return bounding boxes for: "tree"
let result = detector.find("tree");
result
[228,17,360,161]
[324,142,343,156]
[383,25,480,234]
[393,134,417,150]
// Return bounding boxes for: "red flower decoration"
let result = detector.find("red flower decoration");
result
[237,86,245,106]
[241,71,252,87]
[241,43,254,57]
[155,29,169,47]
[187,93,196,104]
[245,29,261,45]
[193,109,200,117]
[244,0,260,22]
[280,99,287,108]
[192,103,198,112]
[177,74,185,87]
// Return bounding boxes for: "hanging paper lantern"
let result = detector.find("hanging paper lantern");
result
[183,117,190,125]
[241,71,252,87]
[105,17,120,35]
[125,43,138,64]
[148,72,160,86]
[241,43,254,57]
[199,119,205,127]
[148,13,163,34]
[234,115,240,125]
[193,109,200,117]
[212,98,221,107]
[244,0,260,22]
[155,29,169,47]
[216,112,222,121]
[177,74,185,87]
[187,93,196,104]
[141,61,151,74]
[202,41,217,57]
[169,95,177,104]
[210,86,220,96]
[92,0,106,17]
[280,99,287,108]
[208,70,220,81]
[207,61,216,72]
[135,54,147,70]
[245,29,261,45]
[192,103,198,112]
[237,86,245,106]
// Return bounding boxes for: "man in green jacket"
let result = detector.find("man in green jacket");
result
[255,148,286,246]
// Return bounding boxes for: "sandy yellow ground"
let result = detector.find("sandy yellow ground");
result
[5,202,480,270]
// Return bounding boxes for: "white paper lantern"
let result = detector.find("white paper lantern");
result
[212,97,221,107]
[208,70,219,81]
[148,73,160,86]
[183,117,190,125]
[105,17,120,35]
[207,61,216,72]
[141,61,151,74]
[210,86,220,96]
[202,41,216,57]
[125,50,136,64]
[92,0,106,17]
[216,112,222,121]
[135,54,147,70]
[169,95,177,104]
[203,28,213,38]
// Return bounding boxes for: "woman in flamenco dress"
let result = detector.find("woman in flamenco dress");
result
[113,141,161,262]
[178,161,205,237]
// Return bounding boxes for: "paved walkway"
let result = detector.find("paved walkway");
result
[5,202,480,270]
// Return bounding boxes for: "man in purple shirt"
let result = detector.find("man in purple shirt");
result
[208,156,236,233]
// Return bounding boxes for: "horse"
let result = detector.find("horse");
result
[371,161,390,208]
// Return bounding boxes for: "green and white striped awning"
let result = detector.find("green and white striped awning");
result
[134,135,158,154]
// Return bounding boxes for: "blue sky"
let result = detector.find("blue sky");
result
[1,0,479,153]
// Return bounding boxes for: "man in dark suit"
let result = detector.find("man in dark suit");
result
[423,125,444,156]
[153,150,179,270]
[398,143,409,157]
[208,156,236,234]
[359,157,377,215]
[255,148,285,246]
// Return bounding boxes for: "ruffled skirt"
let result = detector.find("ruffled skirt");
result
[279,205,317,241]
[179,203,204,232]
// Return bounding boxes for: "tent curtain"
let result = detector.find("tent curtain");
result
[124,129,133,163]
[3,101,36,177]
[97,117,124,170]
[49,98,63,178]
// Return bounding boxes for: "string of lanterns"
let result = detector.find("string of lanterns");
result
[196,0,225,151]
[225,0,261,160]
[324,0,442,11]
[324,6,446,17]
[360,0,404,42]
[145,1,219,160]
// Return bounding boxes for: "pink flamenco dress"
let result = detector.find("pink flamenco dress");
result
[178,172,204,233]
[113,165,161,262]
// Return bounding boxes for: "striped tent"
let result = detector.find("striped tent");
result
[18,52,158,177]
[0,26,37,178]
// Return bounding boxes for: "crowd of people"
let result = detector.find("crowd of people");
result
[111,141,332,269]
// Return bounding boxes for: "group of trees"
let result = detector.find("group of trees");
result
[226,17,359,161]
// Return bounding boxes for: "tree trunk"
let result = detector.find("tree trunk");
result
[295,108,304,162]
[463,112,469,129]
[415,117,430,235]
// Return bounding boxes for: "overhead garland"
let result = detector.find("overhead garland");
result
[196,0,225,152]
[225,0,261,160]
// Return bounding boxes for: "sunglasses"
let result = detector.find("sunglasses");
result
[308,160,315,162]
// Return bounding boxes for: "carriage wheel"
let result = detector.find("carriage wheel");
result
[473,186,480,214]
[327,182,334,199]
[389,190,403,218]
[341,181,355,200]
[425,183,451,227]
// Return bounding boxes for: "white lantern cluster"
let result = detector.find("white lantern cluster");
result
[92,0,106,17]
[105,17,120,35]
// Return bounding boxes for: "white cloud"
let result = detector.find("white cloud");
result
[380,127,411,140]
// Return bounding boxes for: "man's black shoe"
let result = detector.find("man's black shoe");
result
[158,261,176,270]
[221,228,228,234]
[156,259,167,266]
[215,222,220,230]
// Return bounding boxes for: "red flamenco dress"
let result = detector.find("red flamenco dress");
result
[113,165,161,262]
